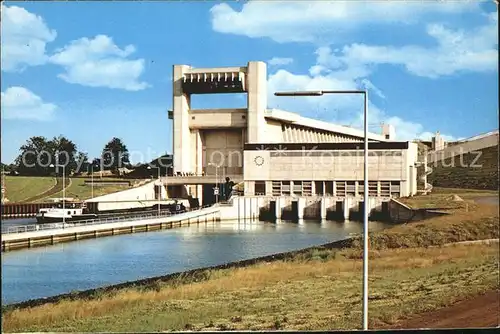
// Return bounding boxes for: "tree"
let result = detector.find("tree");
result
[87,158,102,175]
[15,136,51,175]
[101,137,130,172]
[50,135,78,175]
[1,162,11,172]
[74,151,89,174]
[14,135,78,176]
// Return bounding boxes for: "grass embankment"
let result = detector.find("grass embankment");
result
[3,176,147,202]
[2,193,499,332]
[399,187,497,209]
[2,176,55,203]
[428,144,499,190]
[48,178,134,201]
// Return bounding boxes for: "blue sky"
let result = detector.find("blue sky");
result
[1,1,498,164]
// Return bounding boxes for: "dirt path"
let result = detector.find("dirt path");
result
[386,290,499,329]
[23,177,71,202]
[472,196,499,206]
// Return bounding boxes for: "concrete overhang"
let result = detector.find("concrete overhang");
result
[189,108,247,129]
[264,108,389,142]
[185,66,247,74]
[162,175,244,185]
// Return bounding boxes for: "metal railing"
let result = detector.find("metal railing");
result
[1,204,215,235]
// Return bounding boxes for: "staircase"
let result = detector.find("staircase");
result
[415,155,433,195]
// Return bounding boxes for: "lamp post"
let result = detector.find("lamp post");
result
[208,163,219,203]
[1,166,6,204]
[89,164,97,199]
[50,163,66,226]
[147,166,161,216]
[274,89,369,330]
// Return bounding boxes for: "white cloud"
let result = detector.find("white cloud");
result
[1,87,57,121]
[268,57,294,66]
[212,1,495,141]
[0,5,57,72]
[334,14,498,78]
[291,12,497,80]
[1,6,150,91]
[49,35,150,91]
[210,1,479,43]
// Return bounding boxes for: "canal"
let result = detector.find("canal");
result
[1,219,390,305]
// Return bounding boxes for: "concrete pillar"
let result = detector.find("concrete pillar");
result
[320,198,328,219]
[247,61,267,143]
[368,197,381,215]
[297,198,306,219]
[192,130,203,174]
[286,126,293,143]
[265,181,273,196]
[244,181,255,196]
[173,64,192,173]
[192,129,204,202]
[275,197,282,219]
[343,197,351,220]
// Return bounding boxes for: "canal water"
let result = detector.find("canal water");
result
[1,219,390,305]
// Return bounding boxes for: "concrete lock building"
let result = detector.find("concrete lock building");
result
[166,61,423,221]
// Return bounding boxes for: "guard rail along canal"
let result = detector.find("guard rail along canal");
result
[1,205,220,252]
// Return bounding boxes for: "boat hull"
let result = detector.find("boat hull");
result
[36,213,99,224]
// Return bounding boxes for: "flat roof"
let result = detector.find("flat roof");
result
[264,108,389,142]
[245,142,410,150]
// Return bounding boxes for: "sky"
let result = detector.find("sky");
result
[1,0,498,164]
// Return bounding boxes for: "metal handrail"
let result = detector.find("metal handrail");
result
[1,204,214,235]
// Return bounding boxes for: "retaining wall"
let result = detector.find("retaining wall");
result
[2,207,220,252]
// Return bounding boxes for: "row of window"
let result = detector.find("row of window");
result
[253,180,401,197]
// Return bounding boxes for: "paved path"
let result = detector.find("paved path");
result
[472,196,499,206]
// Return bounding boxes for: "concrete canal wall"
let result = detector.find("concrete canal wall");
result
[2,206,220,252]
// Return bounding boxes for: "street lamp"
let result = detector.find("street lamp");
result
[147,166,161,216]
[50,163,66,226]
[88,164,97,199]
[208,163,220,203]
[274,89,370,330]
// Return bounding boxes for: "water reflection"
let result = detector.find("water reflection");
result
[1,219,389,305]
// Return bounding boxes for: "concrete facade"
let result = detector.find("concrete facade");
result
[218,196,388,222]
[428,130,499,163]
[243,142,418,198]
[85,180,168,211]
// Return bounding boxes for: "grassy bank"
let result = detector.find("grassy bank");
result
[3,243,497,332]
[47,177,133,201]
[2,194,499,332]
[3,176,146,202]
[2,176,55,203]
